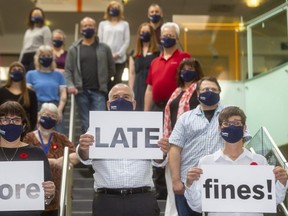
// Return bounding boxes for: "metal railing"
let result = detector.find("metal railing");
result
[245,127,288,215]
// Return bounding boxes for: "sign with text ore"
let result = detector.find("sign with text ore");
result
[201,165,276,213]
[0,161,44,211]
[88,111,163,159]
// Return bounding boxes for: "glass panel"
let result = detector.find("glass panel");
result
[251,11,288,76]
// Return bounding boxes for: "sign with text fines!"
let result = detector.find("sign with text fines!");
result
[88,111,163,159]
[201,165,276,213]
[0,161,44,211]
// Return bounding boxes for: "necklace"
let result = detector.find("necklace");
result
[1,146,19,161]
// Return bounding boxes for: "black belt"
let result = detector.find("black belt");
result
[97,187,151,196]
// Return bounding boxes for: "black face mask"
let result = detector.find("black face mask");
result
[39,116,57,129]
[198,91,220,106]
[10,71,24,82]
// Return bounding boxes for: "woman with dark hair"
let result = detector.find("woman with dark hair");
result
[163,58,204,216]
[0,61,38,131]
[19,7,51,72]
[128,22,160,111]
[0,101,55,216]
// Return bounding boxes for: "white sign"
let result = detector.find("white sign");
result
[0,161,44,211]
[88,111,163,159]
[201,165,276,213]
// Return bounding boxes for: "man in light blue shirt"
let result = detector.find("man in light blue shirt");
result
[169,76,225,216]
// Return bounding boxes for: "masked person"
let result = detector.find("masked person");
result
[0,61,38,131]
[168,77,251,216]
[23,103,79,216]
[77,83,170,216]
[184,106,288,215]
[144,22,191,201]
[98,1,130,91]
[162,58,204,216]
[65,16,115,134]
[128,22,160,111]
[0,101,55,216]
[52,29,67,73]
[19,7,51,72]
[26,45,67,133]
[147,3,164,45]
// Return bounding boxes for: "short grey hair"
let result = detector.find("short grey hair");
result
[108,83,135,101]
[161,22,180,38]
[39,103,59,119]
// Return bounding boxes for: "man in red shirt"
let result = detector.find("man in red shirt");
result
[144,22,191,112]
[144,22,191,201]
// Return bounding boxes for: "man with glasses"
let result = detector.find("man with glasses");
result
[144,22,191,200]
[168,77,250,216]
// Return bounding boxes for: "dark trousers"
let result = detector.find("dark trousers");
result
[93,192,160,216]
[21,52,36,72]
[108,62,126,92]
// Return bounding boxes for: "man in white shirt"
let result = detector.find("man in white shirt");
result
[77,83,170,216]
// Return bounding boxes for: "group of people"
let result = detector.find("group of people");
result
[1,1,288,216]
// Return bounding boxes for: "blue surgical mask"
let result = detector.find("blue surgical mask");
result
[221,125,244,143]
[31,16,43,23]
[82,28,95,39]
[180,70,197,82]
[140,32,151,43]
[149,14,161,23]
[161,37,176,48]
[109,98,134,111]
[198,91,220,106]
[0,124,23,142]
[109,8,120,17]
[10,70,24,82]
[39,57,53,68]
[39,116,57,130]
[52,39,63,48]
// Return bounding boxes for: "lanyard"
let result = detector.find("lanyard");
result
[38,130,53,154]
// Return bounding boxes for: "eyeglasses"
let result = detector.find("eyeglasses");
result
[199,87,220,93]
[42,113,58,120]
[222,121,243,127]
[0,117,22,125]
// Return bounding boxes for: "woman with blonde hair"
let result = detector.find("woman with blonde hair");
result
[0,61,38,131]
[26,45,67,133]
[98,1,130,90]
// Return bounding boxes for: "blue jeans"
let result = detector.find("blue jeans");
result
[175,194,202,216]
[75,89,106,133]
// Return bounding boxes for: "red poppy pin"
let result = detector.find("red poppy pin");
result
[250,162,258,165]
[20,153,28,159]
[51,143,58,151]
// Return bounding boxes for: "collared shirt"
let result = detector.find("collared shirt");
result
[76,145,166,190]
[169,104,225,182]
[184,148,288,216]
[146,49,191,102]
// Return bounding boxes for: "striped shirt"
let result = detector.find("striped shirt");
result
[76,145,166,190]
[169,104,225,182]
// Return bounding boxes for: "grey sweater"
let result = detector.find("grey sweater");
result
[64,37,116,93]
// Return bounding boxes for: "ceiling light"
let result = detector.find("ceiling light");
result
[246,0,260,8]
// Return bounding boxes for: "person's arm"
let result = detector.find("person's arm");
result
[58,86,67,119]
[116,21,130,58]
[184,167,203,213]
[169,144,185,194]
[43,26,52,46]
[64,47,78,95]
[106,45,116,80]
[144,84,153,111]
[128,56,135,89]
[274,166,288,204]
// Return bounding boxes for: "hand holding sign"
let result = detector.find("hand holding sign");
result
[273,166,288,186]
[186,167,203,188]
